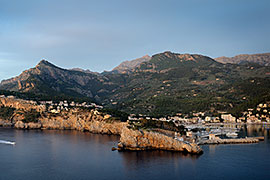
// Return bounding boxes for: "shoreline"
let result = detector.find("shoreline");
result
[0,118,203,154]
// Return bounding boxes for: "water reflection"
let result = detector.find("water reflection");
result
[239,124,270,140]
[119,150,201,171]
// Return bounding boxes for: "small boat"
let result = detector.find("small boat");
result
[226,132,238,137]
[0,140,16,145]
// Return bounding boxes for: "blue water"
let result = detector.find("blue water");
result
[0,125,269,180]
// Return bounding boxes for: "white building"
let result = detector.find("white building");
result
[221,114,236,123]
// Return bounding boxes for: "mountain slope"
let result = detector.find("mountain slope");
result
[215,53,270,66]
[111,55,151,73]
[0,60,117,99]
[106,51,270,116]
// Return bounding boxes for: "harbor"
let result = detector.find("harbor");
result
[176,123,268,146]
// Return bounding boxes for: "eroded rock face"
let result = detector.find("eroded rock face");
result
[0,118,13,126]
[11,110,127,135]
[0,97,45,112]
[39,117,127,135]
[118,127,203,154]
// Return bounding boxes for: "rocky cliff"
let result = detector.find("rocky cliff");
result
[12,109,127,135]
[118,127,203,154]
[0,96,45,112]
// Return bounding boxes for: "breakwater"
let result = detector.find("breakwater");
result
[199,137,259,145]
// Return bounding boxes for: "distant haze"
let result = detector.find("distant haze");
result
[0,0,270,81]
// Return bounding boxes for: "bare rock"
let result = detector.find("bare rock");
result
[118,127,203,154]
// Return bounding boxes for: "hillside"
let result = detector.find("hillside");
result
[1,52,270,117]
[105,51,270,116]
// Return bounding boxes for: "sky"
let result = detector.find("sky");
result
[0,0,270,80]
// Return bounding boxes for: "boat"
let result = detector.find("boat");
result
[0,140,16,145]
[226,132,238,137]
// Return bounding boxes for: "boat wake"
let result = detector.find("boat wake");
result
[0,140,16,145]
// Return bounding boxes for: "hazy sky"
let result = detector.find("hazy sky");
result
[0,0,270,80]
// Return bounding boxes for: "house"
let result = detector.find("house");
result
[51,109,59,113]
[209,134,216,140]
[104,114,111,119]
[186,131,193,137]
[205,116,212,122]
[247,116,259,123]
[221,114,236,123]
[212,117,220,123]
[238,117,246,122]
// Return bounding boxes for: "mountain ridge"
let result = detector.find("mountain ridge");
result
[215,53,270,66]
[111,54,151,74]
[1,51,270,116]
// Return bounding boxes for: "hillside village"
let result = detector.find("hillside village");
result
[1,94,270,126]
[0,95,103,113]
[128,103,270,126]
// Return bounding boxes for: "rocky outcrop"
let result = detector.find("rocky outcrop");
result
[0,118,13,126]
[39,117,127,135]
[14,121,42,129]
[0,96,45,112]
[118,127,203,154]
[11,110,127,135]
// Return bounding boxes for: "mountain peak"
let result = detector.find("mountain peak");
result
[37,60,54,67]
[111,54,152,73]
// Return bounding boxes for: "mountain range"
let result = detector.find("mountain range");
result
[215,53,270,66]
[1,51,270,116]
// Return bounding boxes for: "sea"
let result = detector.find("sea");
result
[0,125,269,180]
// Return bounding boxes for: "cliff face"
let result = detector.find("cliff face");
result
[118,127,203,154]
[0,97,45,112]
[12,110,127,135]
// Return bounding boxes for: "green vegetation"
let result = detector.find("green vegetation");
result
[129,118,186,133]
[0,90,97,105]
[22,109,41,123]
[100,108,128,122]
[0,106,15,120]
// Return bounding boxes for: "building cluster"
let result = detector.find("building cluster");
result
[39,100,103,113]
[243,103,270,123]
[128,103,270,126]
[0,95,103,114]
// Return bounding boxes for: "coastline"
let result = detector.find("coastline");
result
[0,115,203,154]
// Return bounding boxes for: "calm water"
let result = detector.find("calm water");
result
[0,125,269,180]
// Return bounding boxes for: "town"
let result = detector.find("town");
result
[127,103,270,125]
[1,94,270,125]
[0,94,103,114]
